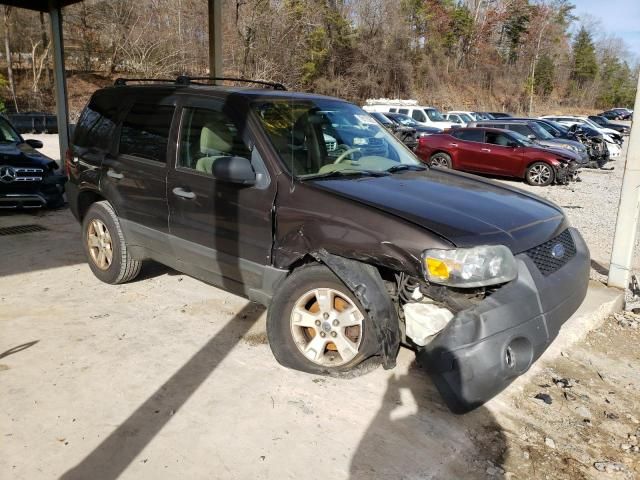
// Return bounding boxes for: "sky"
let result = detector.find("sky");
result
[572,0,640,61]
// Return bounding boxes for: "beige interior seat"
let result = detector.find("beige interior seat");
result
[195,116,234,174]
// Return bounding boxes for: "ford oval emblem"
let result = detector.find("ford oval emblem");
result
[551,243,566,259]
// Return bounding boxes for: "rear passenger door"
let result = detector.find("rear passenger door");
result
[101,99,176,255]
[450,129,485,170]
[167,98,276,296]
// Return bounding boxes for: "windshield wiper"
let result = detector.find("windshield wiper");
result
[385,164,427,173]
[302,169,390,180]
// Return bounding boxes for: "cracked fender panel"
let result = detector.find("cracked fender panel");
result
[311,250,401,369]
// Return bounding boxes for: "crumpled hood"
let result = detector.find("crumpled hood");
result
[0,142,56,168]
[310,169,568,253]
[534,140,585,162]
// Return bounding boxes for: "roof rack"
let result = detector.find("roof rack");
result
[114,78,176,86]
[176,76,287,91]
[113,76,287,91]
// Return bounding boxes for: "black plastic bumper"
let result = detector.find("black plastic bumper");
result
[417,228,590,412]
[0,174,66,209]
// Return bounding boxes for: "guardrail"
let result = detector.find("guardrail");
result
[6,113,58,134]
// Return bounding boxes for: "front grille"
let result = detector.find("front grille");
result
[0,224,47,236]
[525,229,576,276]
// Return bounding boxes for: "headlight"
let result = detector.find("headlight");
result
[422,245,518,287]
[353,137,369,145]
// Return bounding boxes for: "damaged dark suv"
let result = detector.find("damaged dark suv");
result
[67,78,590,412]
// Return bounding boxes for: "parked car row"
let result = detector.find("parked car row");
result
[363,103,627,186]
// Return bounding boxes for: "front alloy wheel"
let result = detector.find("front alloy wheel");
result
[526,162,554,186]
[290,287,364,367]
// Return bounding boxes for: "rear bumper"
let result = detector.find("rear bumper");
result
[417,228,590,412]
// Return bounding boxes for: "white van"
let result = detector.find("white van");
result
[363,103,457,129]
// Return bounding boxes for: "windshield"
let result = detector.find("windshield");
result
[509,131,535,147]
[583,118,602,129]
[426,109,446,122]
[458,113,473,123]
[0,118,21,143]
[370,112,393,126]
[393,114,417,127]
[253,99,420,178]
[530,122,554,140]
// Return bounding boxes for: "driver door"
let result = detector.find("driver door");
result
[477,131,521,176]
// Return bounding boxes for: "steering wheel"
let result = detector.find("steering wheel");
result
[333,147,361,164]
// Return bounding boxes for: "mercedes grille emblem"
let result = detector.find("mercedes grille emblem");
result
[0,165,17,183]
[551,243,566,259]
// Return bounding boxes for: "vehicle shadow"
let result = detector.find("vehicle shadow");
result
[59,302,264,480]
[349,361,507,479]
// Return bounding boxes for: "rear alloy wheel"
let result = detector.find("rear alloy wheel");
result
[525,162,555,186]
[267,264,375,374]
[82,201,142,284]
[429,152,452,168]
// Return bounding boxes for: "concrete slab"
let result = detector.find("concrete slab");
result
[0,209,625,480]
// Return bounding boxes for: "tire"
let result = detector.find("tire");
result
[82,201,142,284]
[429,152,452,168]
[525,162,555,186]
[267,264,377,375]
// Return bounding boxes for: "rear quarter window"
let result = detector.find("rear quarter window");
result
[74,92,119,150]
[118,104,175,163]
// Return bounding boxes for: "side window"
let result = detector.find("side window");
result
[507,124,531,136]
[389,108,397,113]
[398,108,409,115]
[412,109,426,122]
[453,129,484,142]
[119,103,175,162]
[74,93,119,150]
[485,131,513,146]
[178,107,251,175]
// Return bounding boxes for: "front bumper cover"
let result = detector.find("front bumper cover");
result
[0,173,66,208]
[417,228,590,412]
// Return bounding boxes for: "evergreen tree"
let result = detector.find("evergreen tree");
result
[571,26,598,86]
[534,54,555,96]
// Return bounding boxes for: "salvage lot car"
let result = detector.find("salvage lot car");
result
[67,78,590,411]
[415,126,583,186]
[0,116,66,208]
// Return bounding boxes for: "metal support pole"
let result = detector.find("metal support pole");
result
[608,73,640,289]
[48,1,69,166]
[207,0,222,80]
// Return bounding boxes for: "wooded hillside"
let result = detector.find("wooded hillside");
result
[1,0,637,117]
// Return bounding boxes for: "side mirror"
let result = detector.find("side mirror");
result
[212,156,256,185]
[25,139,43,149]
[527,134,536,140]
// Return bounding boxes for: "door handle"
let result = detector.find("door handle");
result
[449,143,458,147]
[172,187,196,200]
[107,169,124,180]
[481,148,491,152]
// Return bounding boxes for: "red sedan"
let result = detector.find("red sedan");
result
[414,127,580,186]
